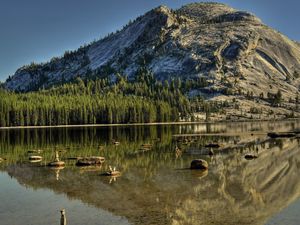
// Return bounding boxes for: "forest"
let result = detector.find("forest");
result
[0,69,221,127]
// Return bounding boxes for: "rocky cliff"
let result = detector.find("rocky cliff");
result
[4,3,300,118]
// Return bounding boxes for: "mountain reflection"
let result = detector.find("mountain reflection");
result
[1,121,300,225]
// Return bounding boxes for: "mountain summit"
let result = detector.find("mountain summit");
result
[4,3,300,106]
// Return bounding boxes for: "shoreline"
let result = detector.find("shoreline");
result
[0,118,299,130]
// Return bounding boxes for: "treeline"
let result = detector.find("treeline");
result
[0,71,193,127]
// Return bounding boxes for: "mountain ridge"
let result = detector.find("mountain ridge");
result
[4,2,300,114]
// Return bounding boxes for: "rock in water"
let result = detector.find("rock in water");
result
[76,156,105,166]
[48,161,65,167]
[29,156,43,160]
[190,159,208,170]
[101,171,121,177]
[205,143,220,148]
[267,132,296,138]
[245,154,258,160]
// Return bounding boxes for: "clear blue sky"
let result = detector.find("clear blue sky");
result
[1,0,299,81]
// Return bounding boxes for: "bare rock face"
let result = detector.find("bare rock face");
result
[4,2,300,103]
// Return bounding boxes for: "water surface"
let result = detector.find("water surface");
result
[1,121,300,225]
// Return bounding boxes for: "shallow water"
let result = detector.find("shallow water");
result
[0,120,300,225]
[266,198,300,225]
[0,172,129,225]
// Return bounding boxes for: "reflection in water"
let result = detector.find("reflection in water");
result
[266,197,300,225]
[0,121,300,225]
[50,167,64,181]
[0,172,130,225]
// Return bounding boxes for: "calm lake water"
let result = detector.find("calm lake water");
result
[1,121,300,225]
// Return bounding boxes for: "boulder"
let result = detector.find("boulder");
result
[190,159,208,170]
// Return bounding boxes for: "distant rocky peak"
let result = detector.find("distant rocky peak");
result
[177,2,261,24]
[177,2,235,18]
[3,1,300,100]
[153,5,171,14]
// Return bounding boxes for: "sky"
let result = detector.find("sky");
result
[0,0,299,81]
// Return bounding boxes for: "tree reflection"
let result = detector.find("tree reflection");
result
[1,121,300,225]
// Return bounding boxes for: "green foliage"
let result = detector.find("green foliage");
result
[1,66,232,126]
[0,70,194,126]
[249,107,261,114]
[267,90,282,106]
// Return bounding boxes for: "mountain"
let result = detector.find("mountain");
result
[3,2,300,120]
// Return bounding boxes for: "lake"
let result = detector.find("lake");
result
[1,120,300,225]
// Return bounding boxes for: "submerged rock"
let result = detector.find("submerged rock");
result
[190,159,208,170]
[245,154,258,160]
[48,151,65,167]
[101,165,121,177]
[101,171,121,177]
[67,157,83,160]
[141,143,152,148]
[48,161,65,167]
[114,142,120,146]
[205,143,220,148]
[29,156,43,161]
[186,148,214,156]
[267,132,296,138]
[139,143,153,151]
[29,159,42,163]
[76,156,105,166]
[28,150,43,154]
